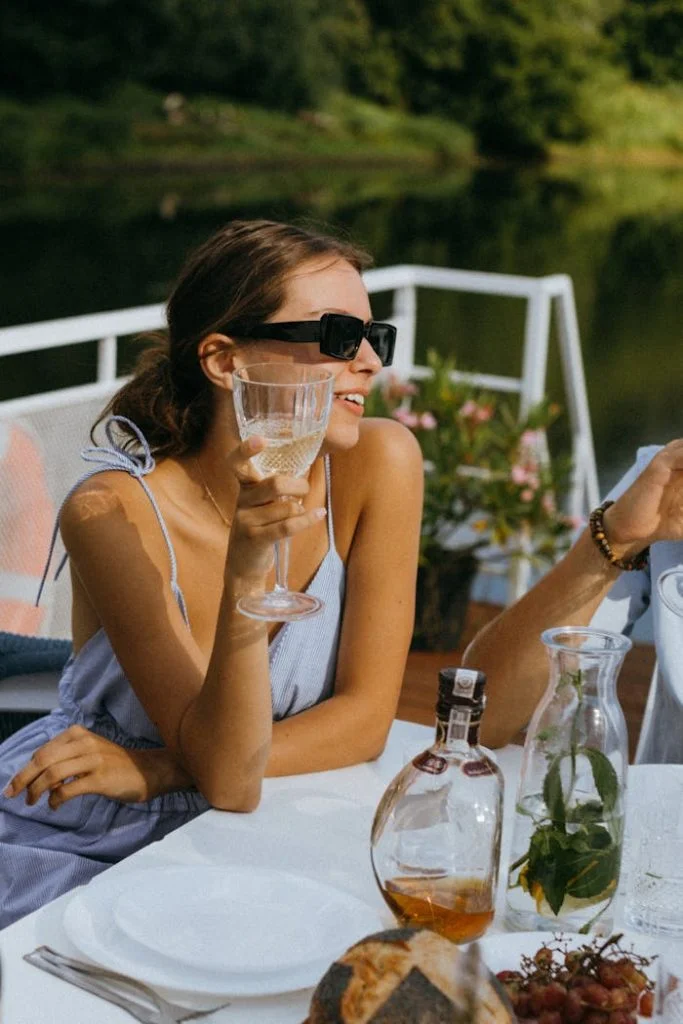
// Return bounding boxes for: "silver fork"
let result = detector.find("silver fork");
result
[24,946,231,1024]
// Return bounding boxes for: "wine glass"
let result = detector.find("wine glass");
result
[232,363,334,621]
[658,568,683,618]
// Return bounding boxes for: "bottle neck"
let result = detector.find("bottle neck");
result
[436,703,483,748]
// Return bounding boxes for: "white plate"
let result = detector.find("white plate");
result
[63,864,384,998]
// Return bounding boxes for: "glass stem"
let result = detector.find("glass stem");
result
[273,538,290,593]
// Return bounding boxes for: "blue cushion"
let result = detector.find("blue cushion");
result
[0,632,72,681]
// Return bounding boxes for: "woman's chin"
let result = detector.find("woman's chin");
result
[322,418,362,453]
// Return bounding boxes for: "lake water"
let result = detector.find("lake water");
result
[1,162,682,493]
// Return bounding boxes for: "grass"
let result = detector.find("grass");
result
[552,78,683,165]
[0,87,475,180]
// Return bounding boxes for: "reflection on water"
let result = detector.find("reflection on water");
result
[1,164,682,490]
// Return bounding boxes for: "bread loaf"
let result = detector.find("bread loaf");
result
[306,927,513,1023]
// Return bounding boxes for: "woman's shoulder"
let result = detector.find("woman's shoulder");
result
[60,468,166,559]
[334,417,422,487]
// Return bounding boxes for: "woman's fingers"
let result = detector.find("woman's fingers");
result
[238,474,309,509]
[48,777,96,810]
[225,436,267,483]
[238,504,327,544]
[25,755,95,806]
[4,724,97,798]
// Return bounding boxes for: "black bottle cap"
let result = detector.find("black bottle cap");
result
[436,667,487,720]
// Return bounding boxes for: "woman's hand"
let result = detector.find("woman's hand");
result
[3,725,192,809]
[225,436,327,581]
[606,439,683,555]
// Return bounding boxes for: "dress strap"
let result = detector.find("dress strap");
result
[36,416,189,624]
[323,455,335,548]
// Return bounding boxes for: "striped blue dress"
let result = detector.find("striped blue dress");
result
[0,419,346,928]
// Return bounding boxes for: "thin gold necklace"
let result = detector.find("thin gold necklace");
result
[194,456,232,528]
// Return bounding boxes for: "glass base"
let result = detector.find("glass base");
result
[237,590,324,622]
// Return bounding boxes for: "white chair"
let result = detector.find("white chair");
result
[0,379,123,719]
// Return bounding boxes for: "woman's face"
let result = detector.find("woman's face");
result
[232,257,383,452]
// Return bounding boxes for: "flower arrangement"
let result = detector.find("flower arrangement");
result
[366,350,577,648]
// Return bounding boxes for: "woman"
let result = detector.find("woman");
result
[0,220,423,927]
[463,439,683,754]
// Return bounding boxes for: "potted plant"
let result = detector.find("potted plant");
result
[366,350,576,650]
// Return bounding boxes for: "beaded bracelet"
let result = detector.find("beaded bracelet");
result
[588,500,649,572]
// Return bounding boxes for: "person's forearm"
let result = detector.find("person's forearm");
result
[265,691,393,777]
[178,577,273,811]
[463,528,623,748]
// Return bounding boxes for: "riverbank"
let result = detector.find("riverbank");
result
[3,81,683,182]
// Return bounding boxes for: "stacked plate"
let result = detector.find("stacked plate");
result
[63,864,385,998]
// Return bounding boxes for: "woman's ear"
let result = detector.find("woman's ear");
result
[198,333,236,391]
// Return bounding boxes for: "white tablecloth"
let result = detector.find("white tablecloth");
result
[0,720,673,1024]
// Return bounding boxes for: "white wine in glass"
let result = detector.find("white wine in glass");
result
[232,363,334,621]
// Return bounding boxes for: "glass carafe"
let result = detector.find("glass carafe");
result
[505,626,631,935]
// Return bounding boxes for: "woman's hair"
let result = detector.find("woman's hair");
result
[96,220,373,457]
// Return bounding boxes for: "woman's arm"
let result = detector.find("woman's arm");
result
[54,437,326,812]
[265,418,424,775]
[8,423,423,809]
[467,439,683,747]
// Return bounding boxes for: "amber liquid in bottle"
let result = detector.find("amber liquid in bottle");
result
[371,668,504,946]
[380,875,495,943]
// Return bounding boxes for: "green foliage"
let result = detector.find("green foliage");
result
[0,94,132,175]
[365,349,574,566]
[606,0,683,85]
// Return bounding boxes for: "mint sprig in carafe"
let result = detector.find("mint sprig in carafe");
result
[505,627,631,935]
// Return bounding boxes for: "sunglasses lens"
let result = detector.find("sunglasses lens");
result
[368,324,396,366]
[324,315,363,359]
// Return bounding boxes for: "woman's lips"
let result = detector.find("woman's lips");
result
[334,395,365,417]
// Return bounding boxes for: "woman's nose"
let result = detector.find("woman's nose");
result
[353,338,383,373]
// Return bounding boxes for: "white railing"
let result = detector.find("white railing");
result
[0,265,599,599]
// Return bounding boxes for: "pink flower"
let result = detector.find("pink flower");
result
[384,375,418,400]
[511,464,529,485]
[419,411,437,430]
[542,492,556,514]
[521,429,541,448]
[475,404,493,423]
[459,400,479,419]
[392,408,419,428]
[520,488,535,502]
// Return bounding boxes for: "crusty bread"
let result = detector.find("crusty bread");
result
[307,927,514,1023]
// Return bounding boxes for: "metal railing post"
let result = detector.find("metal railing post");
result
[391,284,417,379]
[97,335,118,382]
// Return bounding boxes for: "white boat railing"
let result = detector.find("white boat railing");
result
[0,264,599,602]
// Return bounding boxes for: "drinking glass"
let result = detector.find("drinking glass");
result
[655,942,683,1023]
[658,568,683,618]
[232,363,334,621]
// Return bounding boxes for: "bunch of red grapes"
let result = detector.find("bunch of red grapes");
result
[496,934,654,1024]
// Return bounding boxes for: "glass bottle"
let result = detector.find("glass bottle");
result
[371,667,504,944]
[505,626,631,935]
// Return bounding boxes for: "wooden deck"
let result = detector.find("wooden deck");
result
[397,603,655,763]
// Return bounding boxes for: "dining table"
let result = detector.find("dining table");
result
[0,718,677,1024]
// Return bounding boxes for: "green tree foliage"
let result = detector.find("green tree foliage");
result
[605,0,683,84]
[0,0,373,112]
[363,0,619,156]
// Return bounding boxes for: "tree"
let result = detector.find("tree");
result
[605,0,683,84]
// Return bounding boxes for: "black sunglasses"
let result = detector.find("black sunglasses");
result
[230,313,396,366]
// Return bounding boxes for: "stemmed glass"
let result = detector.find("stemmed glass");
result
[232,363,334,621]
[658,567,683,618]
